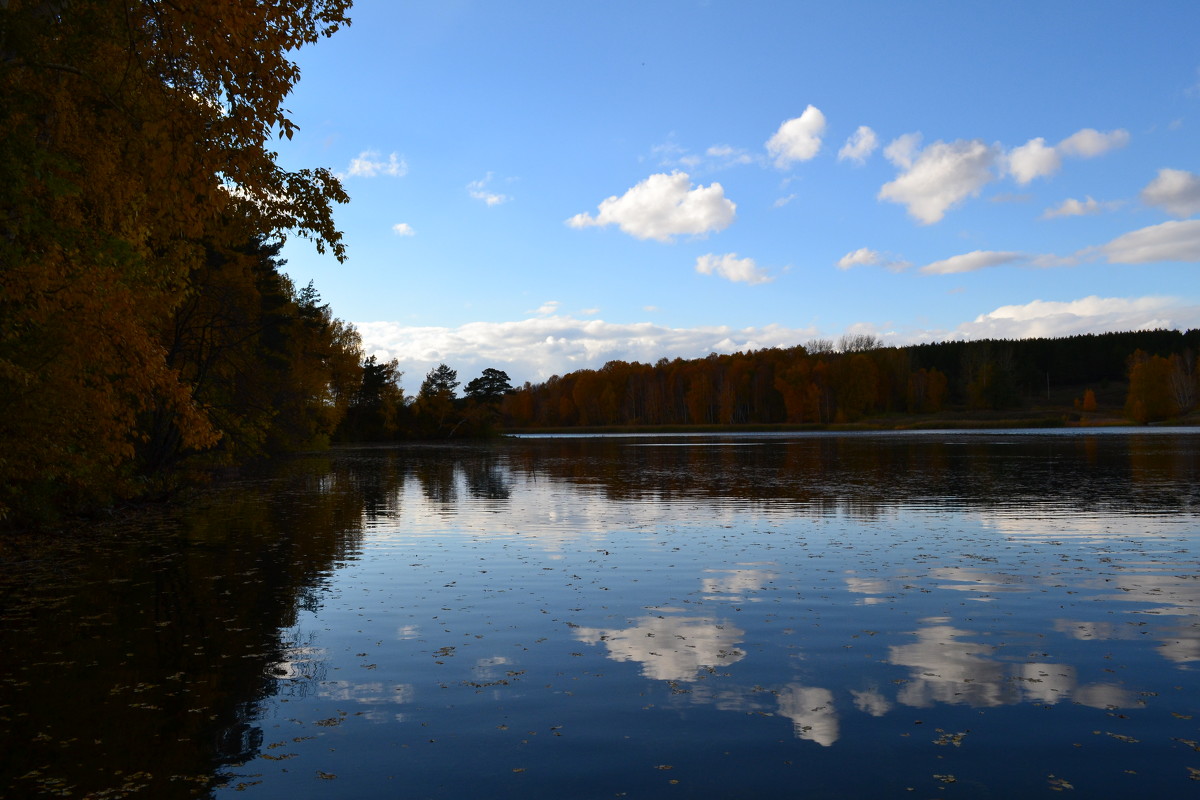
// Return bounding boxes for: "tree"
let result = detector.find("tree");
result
[1125,351,1179,423]
[414,364,460,435]
[419,364,460,401]
[339,356,405,442]
[465,368,513,405]
[0,1,352,523]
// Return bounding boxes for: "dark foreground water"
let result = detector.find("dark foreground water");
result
[2,430,1199,798]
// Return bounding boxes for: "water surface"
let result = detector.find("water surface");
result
[2,431,1198,798]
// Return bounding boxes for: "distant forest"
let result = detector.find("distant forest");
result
[495,330,1200,430]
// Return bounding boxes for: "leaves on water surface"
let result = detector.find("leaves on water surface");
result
[932,729,969,747]
[314,711,348,727]
[1047,774,1074,791]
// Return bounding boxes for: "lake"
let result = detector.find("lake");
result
[2,430,1198,798]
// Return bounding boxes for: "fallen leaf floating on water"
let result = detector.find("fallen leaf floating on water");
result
[1047,774,1074,791]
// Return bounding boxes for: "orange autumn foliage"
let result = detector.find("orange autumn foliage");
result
[1,1,352,523]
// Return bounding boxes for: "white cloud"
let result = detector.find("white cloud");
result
[1141,168,1200,217]
[837,247,910,272]
[766,105,826,168]
[1005,128,1129,185]
[956,295,1197,340]
[837,247,881,269]
[837,126,878,165]
[1100,219,1200,263]
[1006,137,1061,184]
[566,171,736,242]
[695,253,773,285]
[652,140,752,171]
[706,144,754,166]
[353,316,820,386]
[352,293,1200,389]
[1056,127,1130,158]
[882,132,923,170]
[391,222,415,236]
[467,172,510,206]
[1041,196,1101,219]
[347,150,408,178]
[773,193,797,208]
[919,250,1024,275]
[878,138,998,224]
[529,300,560,316]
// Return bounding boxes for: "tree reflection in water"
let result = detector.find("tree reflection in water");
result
[1,432,1198,799]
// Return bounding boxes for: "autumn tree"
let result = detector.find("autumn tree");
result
[0,1,352,523]
[1125,351,1179,424]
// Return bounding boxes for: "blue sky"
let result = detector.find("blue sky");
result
[275,0,1200,388]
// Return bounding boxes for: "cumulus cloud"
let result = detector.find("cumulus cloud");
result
[1006,137,1061,184]
[351,293,1200,389]
[353,316,820,386]
[956,296,1197,340]
[879,138,999,224]
[1041,197,1102,219]
[347,151,408,178]
[566,171,736,242]
[836,247,910,271]
[1141,168,1200,217]
[882,133,923,170]
[837,126,878,165]
[766,105,826,168]
[1057,128,1130,158]
[1100,219,1200,263]
[837,248,881,269]
[695,253,773,285]
[467,172,510,206]
[1005,128,1129,185]
[391,222,415,236]
[919,250,1024,275]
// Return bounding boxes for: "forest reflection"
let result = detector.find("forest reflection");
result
[3,432,1197,798]
[380,431,1199,521]
[1,454,370,797]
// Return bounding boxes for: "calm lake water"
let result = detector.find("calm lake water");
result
[2,430,1199,798]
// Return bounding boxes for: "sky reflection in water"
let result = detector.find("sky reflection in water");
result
[233,432,1200,798]
[2,432,1198,798]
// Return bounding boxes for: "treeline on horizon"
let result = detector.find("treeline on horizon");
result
[495,330,1200,430]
